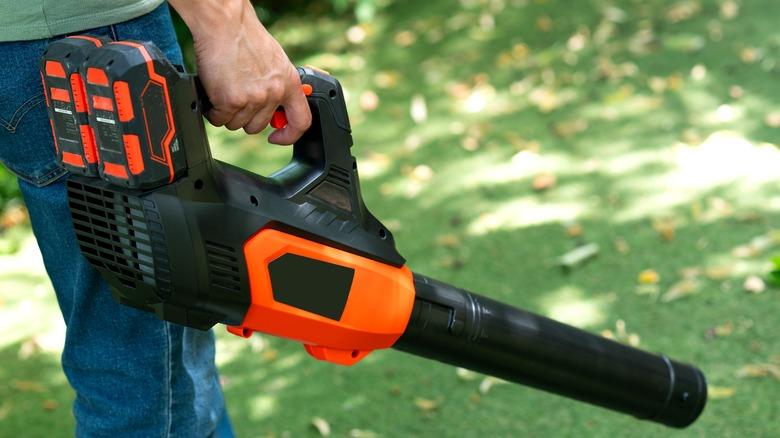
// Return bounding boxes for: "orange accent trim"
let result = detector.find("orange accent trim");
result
[67,35,103,47]
[302,84,313,96]
[49,120,59,154]
[70,74,88,113]
[79,125,98,164]
[113,41,176,183]
[102,162,128,179]
[86,67,109,86]
[61,151,85,168]
[235,228,415,366]
[50,87,70,102]
[270,110,288,129]
[113,81,134,122]
[123,135,144,175]
[91,95,113,112]
[40,72,50,107]
[45,60,65,78]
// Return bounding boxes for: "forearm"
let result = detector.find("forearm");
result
[168,0,258,39]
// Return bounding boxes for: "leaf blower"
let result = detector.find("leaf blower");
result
[39,36,707,428]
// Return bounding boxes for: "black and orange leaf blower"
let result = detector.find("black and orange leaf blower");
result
[40,37,706,428]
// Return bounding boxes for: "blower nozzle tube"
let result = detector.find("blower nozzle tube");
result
[393,274,707,428]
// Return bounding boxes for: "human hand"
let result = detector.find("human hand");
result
[168,0,312,144]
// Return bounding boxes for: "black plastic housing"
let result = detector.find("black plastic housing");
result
[394,274,707,428]
[67,67,405,329]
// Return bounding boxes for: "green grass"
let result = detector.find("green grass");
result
[2,0,780,436]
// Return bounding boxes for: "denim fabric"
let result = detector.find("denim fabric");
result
[0,4,235,437]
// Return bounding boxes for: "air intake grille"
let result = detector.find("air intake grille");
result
[205,241,242,294]
[66,180,171,296]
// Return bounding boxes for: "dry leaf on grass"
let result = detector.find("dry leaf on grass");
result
[736,363,780,380]
[743,275,766,294]
[558,243,599,270]
[479,376,509,395]
[637,269,660,285]
[414,397,440,412]
[311,417,331,437]
[661,278,700,303]
[708,386,736,399]
[456,367,477,381]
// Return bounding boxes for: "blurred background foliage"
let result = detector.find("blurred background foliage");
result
[2,0,780,436]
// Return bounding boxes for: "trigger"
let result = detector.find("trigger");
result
[270,110,287,129]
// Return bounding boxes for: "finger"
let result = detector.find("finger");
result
[268,91,312,145]
[205,107,235,127]
[225,103,262,131]
[243,109,273,134]
[243,102,279,134]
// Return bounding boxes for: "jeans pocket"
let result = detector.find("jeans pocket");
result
[0,38,67,186]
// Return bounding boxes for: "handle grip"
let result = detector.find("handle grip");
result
[394,273,707,428]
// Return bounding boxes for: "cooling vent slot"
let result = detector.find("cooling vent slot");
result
[66,180,170,295]
[326,165,351,188]
[205,241,242,294]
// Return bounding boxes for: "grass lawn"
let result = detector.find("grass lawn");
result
[1,0,779,436]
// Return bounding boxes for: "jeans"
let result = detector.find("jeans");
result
[0,5,234,437]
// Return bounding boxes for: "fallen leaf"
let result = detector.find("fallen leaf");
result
[652,218,676,242]
[436,234,461,248]
[456,367,477,381]
[414,397,440,412]
[311,417,331,437]
[705,321,734,340]
[661,279,699,303]
[614,238,630,254]
[349,429,379,438]
[638,269,660,285]
[743,275,766,294]
[708,386,736,399]
[42,399,58,411]
[558,243,599,270]
[479,377,508,395]
[565,223,583,237]
[11,380,45,393]
[532,172,556,191]
[736,363,780,380]
[704,265,733,280]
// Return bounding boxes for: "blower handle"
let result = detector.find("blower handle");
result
[393,273,707,428]
[193,68,355,196]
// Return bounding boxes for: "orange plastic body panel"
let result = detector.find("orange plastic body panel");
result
[79,125,98,163]
[86,67,109,86]
[103,162,128,179]
[70,74,88,113]
[50,87,70,102]
[123,134,144,175]
[233,228,415,365]
[45,60,65,78]
[61,151,85,168]
[92,95,113,111]
[113,80,134,122]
